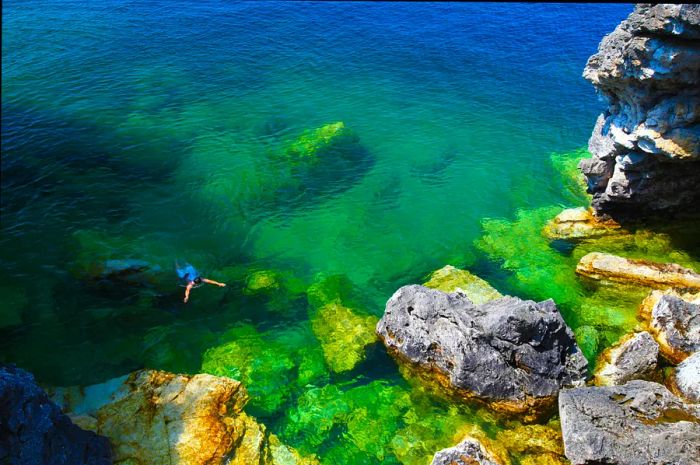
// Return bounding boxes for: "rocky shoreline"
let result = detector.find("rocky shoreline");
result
[2,3,700,465]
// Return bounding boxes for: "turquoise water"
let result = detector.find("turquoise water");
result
[0,2,664,463]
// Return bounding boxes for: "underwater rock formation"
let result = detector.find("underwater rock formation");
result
[672,351,700,403]
[376,285,588,419]
[542,207,624,241]
[593,331,659,386]
[576,252,700,289]
[559,380,700,465]
[639,289,700,363]
[423,265,502,305]
[430,437,501,465]
[49,369,318,465]
[0,365,112,465]
[580,4,700,219]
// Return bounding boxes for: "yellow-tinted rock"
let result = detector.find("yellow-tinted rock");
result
[496,424,564,457]
[244,270,280,295]
[50,370,318,465]
[286,122,347,159]
[576,252,700,290]
[543,207,624,240]
[310,300,378,373]
[423,265,502,305]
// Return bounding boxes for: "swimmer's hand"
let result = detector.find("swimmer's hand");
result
[218,282,226,287]
[183,296,189,303]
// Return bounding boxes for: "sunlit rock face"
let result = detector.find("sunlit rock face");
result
[0,365,112,465]
[376,285,588,421]
[593,331,659,386]
[580,4,700,219]
[430,437,502,465]
[672,351,700,403]
[559,380,700,465]
[49,370,318,465]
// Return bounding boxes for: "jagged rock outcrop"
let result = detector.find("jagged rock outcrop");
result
[594,331,659,385]
[672,351,700,403]
[0,365,112,465]
[430,437,502,465]
[376,285,588,420]
[639,288,700,363]
[576,252,700,289]
[580,4,700,219]
[559,380,700,465]
[49,369,318,465]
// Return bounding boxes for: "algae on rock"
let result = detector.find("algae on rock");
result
[423,265,502,305]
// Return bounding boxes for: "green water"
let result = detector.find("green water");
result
[3,2,699,464]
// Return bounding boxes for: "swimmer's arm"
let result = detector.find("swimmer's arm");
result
[202,278,226,287]
[184,282,194,303]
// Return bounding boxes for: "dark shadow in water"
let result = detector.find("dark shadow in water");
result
[410,145,459,186]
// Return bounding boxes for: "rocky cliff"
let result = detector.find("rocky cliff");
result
[580,4,700,219]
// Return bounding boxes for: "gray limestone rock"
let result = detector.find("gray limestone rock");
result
[376,285,588,416]
[581,4,700,219]
[594,331,659,386]
[559,380,700,465]
[430,437,501,465]
[0,365,112,465]
[651,293,700,363]
[673,351,700,403]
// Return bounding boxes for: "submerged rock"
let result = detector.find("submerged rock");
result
[559,380,700,465]
[543,207,624,241]
[310,300,378,373]
[430,437,502,465]
[580,4,700,219]
[0,365,112,465]
[671,351,700,403]
[576,252,700,289]
[423,265,502,305]
[639,289,700,363]
[244,270,280,295]
[376,285,588,420]
[594,331,659,386]
[49,369,318,465]
[285,121,348,159]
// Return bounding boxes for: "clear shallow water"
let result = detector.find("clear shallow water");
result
[5,1,690,464]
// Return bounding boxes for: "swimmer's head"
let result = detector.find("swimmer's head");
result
[193,277,203,285]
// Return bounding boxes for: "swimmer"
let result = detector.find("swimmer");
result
[176,262,226,303]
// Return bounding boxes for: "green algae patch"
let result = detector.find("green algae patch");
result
[201,323,329,416]
[285,122,348,160]
[423,265,502,305]
[573,325,600,364]
[550,147,591,207]
[244,270,281,295]
[310,300,378,373]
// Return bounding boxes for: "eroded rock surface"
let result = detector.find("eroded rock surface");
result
[672,351,700,403]
[639,289,700,363]
[49,369,317,465]
[580,4,700,219]
[376,285,588,419]
[594,331,659,386]
[576,252,700,289]
[543,207,624,241]
[0,365,112,465]
[559,380,700,465]
[430,437,502,465]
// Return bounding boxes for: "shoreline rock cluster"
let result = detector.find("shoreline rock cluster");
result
[579,4,700,219]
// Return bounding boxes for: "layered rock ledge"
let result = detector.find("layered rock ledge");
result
[559,380,700,465]
[49,369,318,465]
[376,285,588,420]
[580,4,700,219]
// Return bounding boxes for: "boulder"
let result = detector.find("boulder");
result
[594,331,659,385]
[49,369,318,465]
[671,351,700,403]
[0,365,112,465]
[580,4,700,219]
[559,380,700,465]
[430,437,502,465]
[423,265,502,305]
[639,289,700,363]
[576,252,700,289]
[543,207,624,241]
[376,285,588,420]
